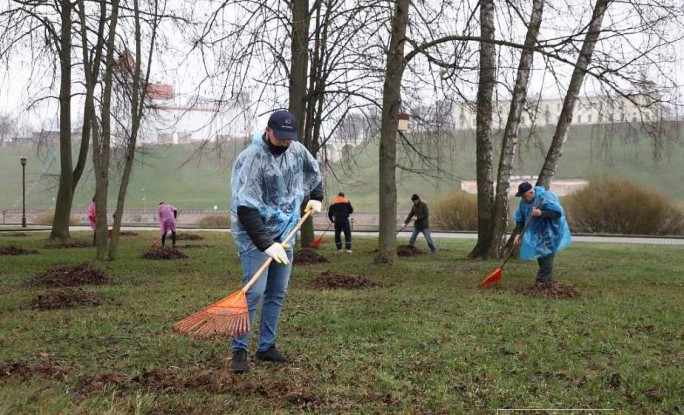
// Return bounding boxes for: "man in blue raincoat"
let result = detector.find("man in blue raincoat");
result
[230,110,323,373]
[512,182,572,284]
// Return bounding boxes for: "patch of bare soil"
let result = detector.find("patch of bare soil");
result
[294,248,328,265]
[29,288,105,310]
[0,359,69,382]
[311,270,379,289]
[25,263,113,287]
[176,233,203,241]
[77,371,131,395]
[141,247,188,260]
[513,281,581,299]
[43,239,92,249]
[118,231,138,236]
[0,246,38,255]
[397,245,425,257]
[176,244,211,249]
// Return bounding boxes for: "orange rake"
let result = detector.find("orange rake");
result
[151,236,161,247]
[311,222,332,248]
[173,210,313,339]
[479,197,544,287]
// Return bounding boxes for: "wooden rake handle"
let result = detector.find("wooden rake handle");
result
[500,197,545,269]
[241,210,313,293]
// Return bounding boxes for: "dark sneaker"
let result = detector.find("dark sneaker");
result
[231,349,249,373]
[254,345,292,364]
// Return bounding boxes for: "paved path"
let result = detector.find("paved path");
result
[2,226,682,245]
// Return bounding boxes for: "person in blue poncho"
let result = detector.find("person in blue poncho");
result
[512,182,572,284]
[229,110,323,373]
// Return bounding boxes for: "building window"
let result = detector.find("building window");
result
[588,114,592,123]
[577,115,582,123]
[521,116,526,125]
[632,112,637,122]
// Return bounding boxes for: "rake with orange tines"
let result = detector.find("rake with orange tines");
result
[311,222,332,248]
[173,210,313,339]
[479,197,544,287]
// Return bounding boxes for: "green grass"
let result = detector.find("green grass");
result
[1,122,683,212]
[0,231,682,414]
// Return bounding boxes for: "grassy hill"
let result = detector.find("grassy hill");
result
[1,122,682,212]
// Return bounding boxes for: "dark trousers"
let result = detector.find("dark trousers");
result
[536,254,555,282]
[334,218,352,250]
[162,231,177,247]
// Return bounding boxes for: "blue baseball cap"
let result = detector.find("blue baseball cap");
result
[515,182,533,197]
[267,110,298,140]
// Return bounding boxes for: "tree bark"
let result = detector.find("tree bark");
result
[468,0,496,259]
[375,0,409,265]
[489,0,545,258]
[50,0,74,240]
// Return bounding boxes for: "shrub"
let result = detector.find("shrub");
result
[431,191,478,231]
[197,214,231,228]
[564,176,684,235]
[34,211,79,226]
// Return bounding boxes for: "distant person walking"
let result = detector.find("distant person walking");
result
[157,202,178,247]
[88,197,97,246]
[328,192,354,253]
[403,194,437,254]
[512,182,572,284]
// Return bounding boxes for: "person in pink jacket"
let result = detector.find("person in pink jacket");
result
[88,197,97,246]
[157,202,178,247]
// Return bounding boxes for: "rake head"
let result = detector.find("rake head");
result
[311,236,323,248]
[173,290,251,339]
[479,268,502,287]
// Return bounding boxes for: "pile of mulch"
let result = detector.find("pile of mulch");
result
[29,288,105,310]
[43,239,92,249]
[0,246,38,255]
[141,247,188,260]
[24,263,113,287]
[176,244,211,249]
[176,233,203,241]
[311,270,379,289]
[512,282,581,299]
[397,244,425,257]
[294,248,328,265]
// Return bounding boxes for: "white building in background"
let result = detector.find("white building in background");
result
[455,93,663,130]
[138,83,255,145]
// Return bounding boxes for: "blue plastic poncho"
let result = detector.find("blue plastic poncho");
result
[231,133,322,254]
[512,186,572,260]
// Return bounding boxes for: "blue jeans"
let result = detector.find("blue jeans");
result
[232,247,293,353]
[409,227,437,253]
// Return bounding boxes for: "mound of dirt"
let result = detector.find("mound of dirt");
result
[25,263,113,287]
[311,270,379,289]
[294,248,328,265]
[29,288,104,310]
[118,231,138,236]
[8,232,28,237]
[176,244,211,249]
[141,247,188,260]
[0,359,69,382]
[0,246,38,255]
[397,244,424,256]
[43,239,92,249]
[176,233,203,241]
[513,281,581,299]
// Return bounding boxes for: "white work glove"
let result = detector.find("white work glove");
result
[265,242,292,265]
[305,200,322,214]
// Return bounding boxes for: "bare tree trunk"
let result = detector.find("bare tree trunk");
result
[489,0,545,258]
[468,0,496,259]
[375,0,409,265]
[94,0,121,260]
[290,0,314,247]
[110,0,159,260]
[538,0,609,188]
[50,0,73,240]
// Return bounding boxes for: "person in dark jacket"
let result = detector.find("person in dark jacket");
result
[328,192,354,253]
[403,194,437,253]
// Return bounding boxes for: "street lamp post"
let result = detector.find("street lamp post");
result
[20,157,27,228]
